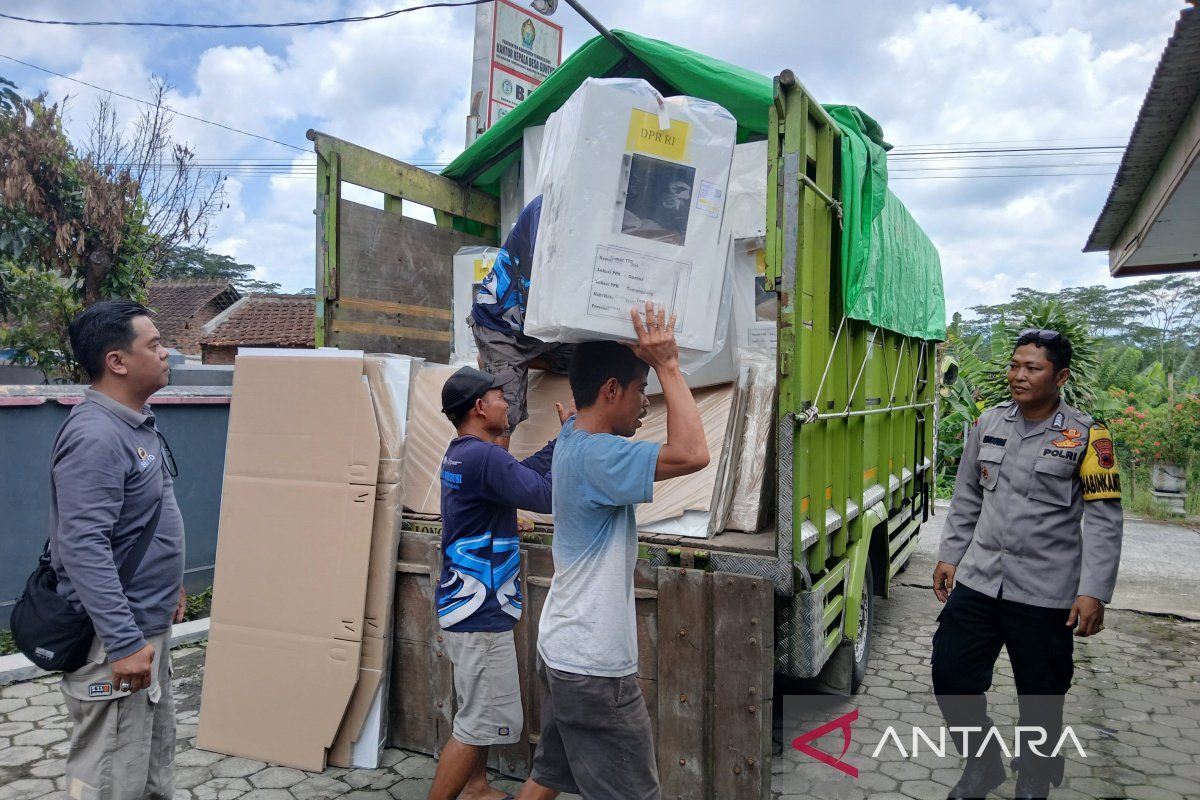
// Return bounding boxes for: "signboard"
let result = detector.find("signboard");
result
[470,0,563,136]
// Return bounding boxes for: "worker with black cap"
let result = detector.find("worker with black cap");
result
[428,366,571,800]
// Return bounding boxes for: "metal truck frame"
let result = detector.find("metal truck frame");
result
[309,70,935,799]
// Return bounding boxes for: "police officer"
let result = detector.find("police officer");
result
[932,329,1122,800]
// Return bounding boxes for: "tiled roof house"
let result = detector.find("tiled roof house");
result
[147,280,241,355]
[200,294,316,364]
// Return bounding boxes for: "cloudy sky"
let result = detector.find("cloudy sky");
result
[0,1,1185,317]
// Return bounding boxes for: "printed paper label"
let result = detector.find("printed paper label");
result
[473,257,495,282]
[696,180,724,218]
[588,245,690,329]
[626,109,690,163]
[747,325,777,349]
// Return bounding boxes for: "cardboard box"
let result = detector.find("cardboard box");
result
[364,354,423,483]
[403,365,738,533]
[525,77,736,352]
[329,356,420,767]
[198,348,380,772]
[451,248,500,367]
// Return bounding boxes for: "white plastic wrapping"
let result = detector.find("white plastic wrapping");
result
[728,357,776,532]
[451,246,500,365]
[731,237,777,355]
[724,140,768,240]
[526,77,737,354]
[522,124,545,207]
[499,158,522,239]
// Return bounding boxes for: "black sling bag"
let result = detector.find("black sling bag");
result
[12,425,165,676]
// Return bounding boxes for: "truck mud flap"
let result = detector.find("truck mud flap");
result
[774,559,851,678]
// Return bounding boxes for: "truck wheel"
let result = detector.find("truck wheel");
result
[851,559,875,693]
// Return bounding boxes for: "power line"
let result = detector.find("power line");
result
[890,171,1115,180]
[890,145,1124,157]
[0,52,308,152]
[0,2,491,29]
[887,135,1127,149]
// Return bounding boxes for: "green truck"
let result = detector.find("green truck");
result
[309,30,945,798]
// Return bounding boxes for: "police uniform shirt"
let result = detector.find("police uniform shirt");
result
[939,398,1123,609]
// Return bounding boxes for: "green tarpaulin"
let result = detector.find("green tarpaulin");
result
[441,31,945,341]
[825,106,946,341]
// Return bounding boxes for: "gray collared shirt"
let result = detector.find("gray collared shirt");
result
[939,398,1124,609]
[48,389,186,661]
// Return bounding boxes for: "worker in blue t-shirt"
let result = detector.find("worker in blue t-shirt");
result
[469,195,576,447]
[427,365,570,800]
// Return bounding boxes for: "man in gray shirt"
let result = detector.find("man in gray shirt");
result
[932,330,1123,800]
[51,300,187,800]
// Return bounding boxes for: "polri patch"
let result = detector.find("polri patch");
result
[88,682,113,698]
[498,727,511,736]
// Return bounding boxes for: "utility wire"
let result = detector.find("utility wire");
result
[890,171,1115,180]
[0,52,308,152]
[0,2,491,29]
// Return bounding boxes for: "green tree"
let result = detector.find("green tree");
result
[156,245,280,293]
[1111,276,1200,378]
[0,89,154,379]
[0,77,20,117]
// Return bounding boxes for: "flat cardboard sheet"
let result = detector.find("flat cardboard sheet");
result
[402,364,737,530]
[328,355,419,767]
[198,349,380,772]
[729,358,776,531]
[328,636,386,768]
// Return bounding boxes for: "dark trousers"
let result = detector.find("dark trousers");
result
[931,583,1074,772]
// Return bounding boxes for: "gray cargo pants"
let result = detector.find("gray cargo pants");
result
[60,628,175,800]
[469,317,576,434]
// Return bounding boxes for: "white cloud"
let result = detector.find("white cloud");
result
[0,0,1186,308]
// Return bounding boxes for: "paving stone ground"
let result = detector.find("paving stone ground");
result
[1,583,1197,799]
[772,584,1200,800]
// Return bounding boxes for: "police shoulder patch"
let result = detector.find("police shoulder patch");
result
[1080,423,1121,501]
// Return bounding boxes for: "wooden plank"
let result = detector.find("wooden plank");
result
[332,319,453,342]
[331,200,489,361]
[429,541,455,758]
[389,638,437,752]
[522,544,556,760]
[711,572,774,800]
[393,572,434,643]
[390,558,438,753]
[337,296,453,321]
[309,130,499,227]
[496,555,534,778]
[655,567,709,800]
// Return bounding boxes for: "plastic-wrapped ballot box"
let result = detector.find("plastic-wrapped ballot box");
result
[525,78,737,353]
[451,247,500,364]
[724,141,768,241]
[731,238,777,355]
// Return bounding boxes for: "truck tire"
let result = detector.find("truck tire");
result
[851,559,875,693]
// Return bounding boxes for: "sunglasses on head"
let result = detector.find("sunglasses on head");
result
[1018,328,1062,342]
